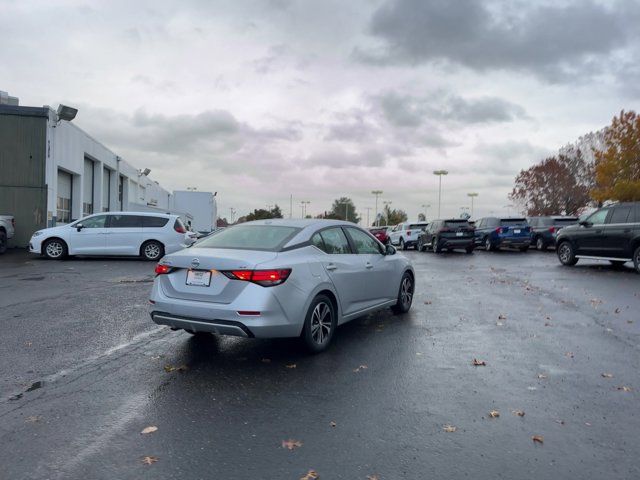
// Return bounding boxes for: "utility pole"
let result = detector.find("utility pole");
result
[289,194,292,219]
[467,192,478,218]
[371,190,383,227]
[229,207,236,223]
[300,200,310,218]
[433,170,449,218]
[365,207,372,227]
[421,204,430,220]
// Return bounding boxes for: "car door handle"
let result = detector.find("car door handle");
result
[365,262,373,269]
[326,263,337,271]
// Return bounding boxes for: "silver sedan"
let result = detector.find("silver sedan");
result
[150,219,415,352]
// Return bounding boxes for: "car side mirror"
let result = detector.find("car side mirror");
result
[76,223,84,231]
[579,220,592,227]
[385,244,396,255]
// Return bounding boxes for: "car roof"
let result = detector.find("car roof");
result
[90,211,177,218]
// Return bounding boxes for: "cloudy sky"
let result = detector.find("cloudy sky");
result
[2,0,640,221]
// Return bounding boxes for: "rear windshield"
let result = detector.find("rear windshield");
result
[554,218,578,225]
[369,228,386,234]
[444,220,470,227]
[501,218,527,226]
[195,225,300,251]
[408,223,428,230]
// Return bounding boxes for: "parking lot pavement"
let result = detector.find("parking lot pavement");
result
[1,248,639,479]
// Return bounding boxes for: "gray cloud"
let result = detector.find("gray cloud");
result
[357,0,639,81]
[304,148,387,169]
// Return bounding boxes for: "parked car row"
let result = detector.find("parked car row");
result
[0,214,15,254]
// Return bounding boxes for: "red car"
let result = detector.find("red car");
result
[368,227,390,245]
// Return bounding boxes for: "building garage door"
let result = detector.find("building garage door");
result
[83,158,94,216]
[102,167,111,212]
[57,169,72,224]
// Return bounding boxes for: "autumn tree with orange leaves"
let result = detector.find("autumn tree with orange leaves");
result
[592,110,640,203]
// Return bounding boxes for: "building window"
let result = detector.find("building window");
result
[57,197,71,223]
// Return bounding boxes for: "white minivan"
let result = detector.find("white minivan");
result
[29,212,189,260]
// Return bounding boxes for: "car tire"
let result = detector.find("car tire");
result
[484,237,494,252]
[43,238,68,259]
[432,236,441,253]
[392,272,414,314]
[557,241,578,266]
[417,237,425,252]
[536,237,546,251]
[141,240,164,261]
[633,246,640,274]
[399,238,407,250]
[301,294,337,353]
[465,246,474,254]
[0,230,6,254]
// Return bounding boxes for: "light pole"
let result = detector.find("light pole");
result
[371,190,383,226]
[467,192,478,218]
[339,201,350,222]
[421,203,430,220]
[300,200,310,218]
[229,207,236,223]
[365,207,372,227]
[433,170,448,218]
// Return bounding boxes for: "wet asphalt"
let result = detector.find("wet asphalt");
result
[0,247,639,480]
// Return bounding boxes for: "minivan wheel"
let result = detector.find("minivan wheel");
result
[392,272,414,314]
[141,241,164,261]
[633,246,640,274]
[432,237,441,253]
[417,238,424,252]
[301,295,337,353]
[536,237,546,251]
[557,241,578,266]
[43,238,68,259]
[0,230,6,254]
[399,238,407,250]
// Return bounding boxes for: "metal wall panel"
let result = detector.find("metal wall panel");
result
[0,113,47,247]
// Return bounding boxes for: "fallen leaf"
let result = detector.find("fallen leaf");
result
[590,298,603,307]
[330,421,336,427]
[282,439,303,450]
[416,352,423,356]
[25,415,42,423]
[24,341,32,347]
[164,364,188,373]
[488,410,500,418]
[472,359,486,366]
[627,320,634,324]
[424,301,432,305]
[285,364,297,369]
[601,373,613,378]
[617,386,632,392]
[512,410,525,417]
[537,373,547,379]
[564,352,574,359]
[367,475,380,480]
[353,365,368,373]
[141,426,158,435]
[498,314,507,320]
[585,422,592,426]
[300,470,319,480]
[614,308,620,314]
[555,419,565,425]
[261,358,271,364]
[532,435,544,444]
[544,322,553,327]
[443,424,457,432]
[141,456,158,465]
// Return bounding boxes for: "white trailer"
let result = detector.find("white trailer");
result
[172,191,217,233]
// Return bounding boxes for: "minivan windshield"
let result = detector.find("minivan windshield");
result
[195,225,300,251]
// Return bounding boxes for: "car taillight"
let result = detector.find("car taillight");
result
[222,269,292,287]
[406,230,411,236]
[495,227,503,234]
[174,225,186,233]
[155,264,172,275]
[549,226,556,233]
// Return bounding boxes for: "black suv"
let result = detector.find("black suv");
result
[556,202,640,273]
[528,216,578,251]
[417,219,475,253]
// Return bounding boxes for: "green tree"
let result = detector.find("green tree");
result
[328,197,360,223]
[592,110,640,203]
[244,204,284,222]
[380,204,408,226]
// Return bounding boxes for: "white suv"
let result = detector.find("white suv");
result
[389,222,430,250]
[29,212,189,260]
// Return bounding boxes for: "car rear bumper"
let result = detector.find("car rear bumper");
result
[497,238,530,247]
[440,238,474,248]
[149,279,303,338]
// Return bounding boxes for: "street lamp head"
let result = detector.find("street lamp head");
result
[371,190,383,195]
[467,192,479,197]
[433,170,449,176]
[56,104,78,122]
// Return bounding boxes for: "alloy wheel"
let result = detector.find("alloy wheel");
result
[558,243,571,263]
[485,238,492,251]
[310,302,332,345]
[400,277,413,309]
[144,243,161,260]
[46,241,64,258]
[536,237,544,251]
